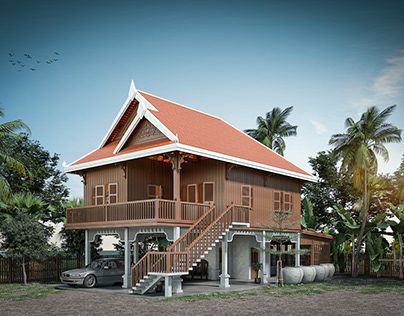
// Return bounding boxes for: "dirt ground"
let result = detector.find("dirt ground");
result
[1,288,403,316]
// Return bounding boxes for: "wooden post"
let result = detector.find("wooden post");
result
[155,199,159,219]
[170,153,184,221]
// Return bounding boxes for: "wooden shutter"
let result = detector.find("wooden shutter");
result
[187,184,197,203]
[241,185,252,207]
[108,183,118,204]
[273,191,281,211]
[203,182,215,204]
[284,192,292,211]
[95,185,105,205]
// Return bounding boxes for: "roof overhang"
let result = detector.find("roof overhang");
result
[64,142,316,182]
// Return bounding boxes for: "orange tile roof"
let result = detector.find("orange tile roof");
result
[140,91,311,177]
[68,90,312,179]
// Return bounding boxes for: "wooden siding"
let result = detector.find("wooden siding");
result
[180,159,226,211]
[83,164,127,206]
[224,165,302,229]
[127,158,173,201]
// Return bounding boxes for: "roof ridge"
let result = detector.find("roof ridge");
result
[138,90,223,121]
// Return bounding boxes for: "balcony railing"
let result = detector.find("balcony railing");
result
[65,199,212,228]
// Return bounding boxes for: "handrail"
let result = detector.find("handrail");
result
[131,251,188,287]
[66,199,211,225]
[185,204,233,250]
[166,204,216,252]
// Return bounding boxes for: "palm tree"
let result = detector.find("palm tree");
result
[0,108,31,197]
[245,107,297,156]
[329,105,402,277]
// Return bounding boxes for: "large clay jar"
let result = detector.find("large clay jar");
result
[300,266,316,283]
[313,265,326,281]
[282,267,304,284]
[321,263,335,278]
[321,264,331,279]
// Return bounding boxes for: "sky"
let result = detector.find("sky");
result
[1,0,403,198]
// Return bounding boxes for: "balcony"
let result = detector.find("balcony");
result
[65,199,212,229]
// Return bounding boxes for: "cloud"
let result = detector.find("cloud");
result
[310,119,328,135]
[353,50,404,110]
[373,50,404,97]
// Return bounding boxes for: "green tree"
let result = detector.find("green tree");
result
[61,198,102,261]
[329,105,402,277]
[302,151,358,229]
[1,133,69,222]
[244,106,297,155]
[0,109,30,198]
[0,194,52,285]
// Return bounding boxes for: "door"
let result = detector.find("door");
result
[251,248,259,279]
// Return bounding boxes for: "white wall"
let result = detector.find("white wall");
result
[229,235,259,280]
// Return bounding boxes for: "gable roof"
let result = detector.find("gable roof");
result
[66,81,315,182]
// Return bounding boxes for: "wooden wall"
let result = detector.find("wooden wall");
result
[83,164,127,206]
[180,159,226,211]
[127,158,173,201]
[224,165,302,229]
[301,235,332,265]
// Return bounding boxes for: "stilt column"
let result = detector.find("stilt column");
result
[220,234,230,289]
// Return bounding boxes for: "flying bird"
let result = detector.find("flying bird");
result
[30,68,36,71]
[9,53,14,57]
[24,53,32,59]
[54,52,60,55]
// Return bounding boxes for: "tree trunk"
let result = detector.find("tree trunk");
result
[353,169,368,278]
[22,257,27,286]
[351,242,356,277]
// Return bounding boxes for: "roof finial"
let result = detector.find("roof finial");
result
[128,79,137,98]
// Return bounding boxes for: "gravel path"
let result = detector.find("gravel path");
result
[1,289,403,316]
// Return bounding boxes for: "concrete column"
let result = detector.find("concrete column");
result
[173,227,181,241]
[122,227,131,289]
[133,240,138,263]
[260,231,267,284]
[295,233,301,267]
[165,276,173,297]
[84,230,91,266]
[172,276,183,294]
[220,234,230,289]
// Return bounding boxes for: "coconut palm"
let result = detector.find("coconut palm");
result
[0,108,31,197]
[329,105,402,277]
[245,106,297,156]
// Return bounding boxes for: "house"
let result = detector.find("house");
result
[65,80,332,296]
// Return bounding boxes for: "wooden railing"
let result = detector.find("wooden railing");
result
[131,252,188,286]
[66,199,210,226]
[185,204,250,267]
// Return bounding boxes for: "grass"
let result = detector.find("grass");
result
[0,283,60,302]
[167,278,404,302]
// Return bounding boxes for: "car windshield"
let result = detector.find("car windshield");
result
[89,260,104,270]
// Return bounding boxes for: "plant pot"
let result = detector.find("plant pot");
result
[282,267,304,284]
[321,263,335,278]
[313,265,326,281]
[321,264,331,279]
[254,277,261,284]
[301,266,316,283]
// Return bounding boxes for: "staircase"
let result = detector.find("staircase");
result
[131,203,250,294]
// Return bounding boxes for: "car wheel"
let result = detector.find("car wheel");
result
[83,274,97,288]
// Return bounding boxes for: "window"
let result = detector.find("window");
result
[241,185,253,207]
[203,182,215,204]
[187,184,198,203]
[148,184,162,199]
[108,183,118,204]
[273,191,293,211]
[273,191,281,211]
[95,185,105,205]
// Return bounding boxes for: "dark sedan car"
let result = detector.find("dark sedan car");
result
[61,258,124,288]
